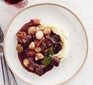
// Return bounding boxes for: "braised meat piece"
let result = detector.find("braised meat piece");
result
[50,57,60,66]
[45,38,53,47]
[53,35,60,42]
[40,42,47,51]
[30,19,40,26]
[35,65,44,76]
[53,42,62,54]
[27,50,36,57]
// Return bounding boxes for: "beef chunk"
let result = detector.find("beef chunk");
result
[53,42,62,54]
[50,57,60,66]
[30,19,40,26]
[53,35,60,42]
[35,65,44,75]
[27,50,36,57]
[27,58,36,71]
[40,42,47,51]
[45,38,53,47]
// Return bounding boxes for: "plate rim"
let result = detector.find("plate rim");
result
[4,3,88,85]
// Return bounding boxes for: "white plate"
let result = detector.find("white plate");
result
[4,3,88,85]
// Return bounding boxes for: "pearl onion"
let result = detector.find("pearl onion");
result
[29,42,35,49]
[28,27,36,34]
[43,27,51,35]
[35,53,44,61]
[23,58,30,67]
[36,30,43,39]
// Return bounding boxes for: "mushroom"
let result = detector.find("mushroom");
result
[28,27,36,34]
[43,27,51,35]
[16,31,26,37]
[16,44,23,53]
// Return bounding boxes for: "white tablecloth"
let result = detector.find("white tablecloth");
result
[0,0,93,85]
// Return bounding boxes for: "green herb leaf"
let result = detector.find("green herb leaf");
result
[43,47,54,67]
[43,56,52,67]
[49,47,54,56]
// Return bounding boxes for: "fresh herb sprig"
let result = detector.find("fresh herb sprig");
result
[43,47,54,67]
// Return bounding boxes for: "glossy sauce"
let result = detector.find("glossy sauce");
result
[17,20,62,76]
